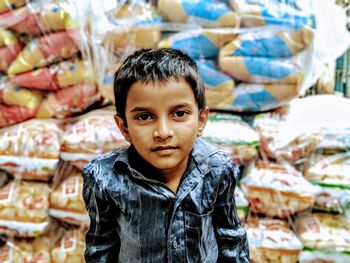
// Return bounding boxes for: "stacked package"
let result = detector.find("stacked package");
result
[249,94,350,262]
[0,0,98,128]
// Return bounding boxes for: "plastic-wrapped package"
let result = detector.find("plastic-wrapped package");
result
[49,172,89,226]
[7,2,73,36]
[0,77,42,108]
[51,228,86,263]
[313,186,350,214]
[60,108,128,170]
[296,212,350,252]
[299,251,350,263]
[234,186,248,221]
[305,152,350,189]
[202,112,259,164]
[35,83,99,119]
[158,0,239,27]
[158,29,234,59]
[0,104,38,128]
[0,220,65,262]
[0,0,26,14]
[223,82,299,112]
[7,30,81,76]
[10,59,95,91]
[220,30,313,58]
[230,0,315,28]
[0,180,50,237]
[99,1,161,53]
[241,162,319,218]
[0,119,63,181]
[0,28,22,73]
[246,218,303,263]
[195,59,235,107]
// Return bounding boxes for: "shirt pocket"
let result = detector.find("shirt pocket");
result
[183,210,218,263]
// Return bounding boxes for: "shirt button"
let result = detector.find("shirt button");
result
[172,240,178,249]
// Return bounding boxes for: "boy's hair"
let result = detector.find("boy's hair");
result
[113,48,206,121]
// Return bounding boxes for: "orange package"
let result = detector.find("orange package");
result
[9,2,71,36]
[10,59,95,91]
[0,104,38,128]
[8,29,80,76]
[36,83,99,118]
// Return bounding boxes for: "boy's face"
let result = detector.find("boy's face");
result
[115,79,208,176]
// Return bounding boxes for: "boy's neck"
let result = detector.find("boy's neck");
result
[129,146,189,194]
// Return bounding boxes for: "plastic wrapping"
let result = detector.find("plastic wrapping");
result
[234,186,248,221]
[202,112,259,164]
[51,228,86,263]
[60,108,128,169]
[0,28,21,73]
[241,161,319,218]
[246,217,303,263]
[0,119,63,181]
[49,172,89,226]
[296,212,350,252]
[0,180,50,237]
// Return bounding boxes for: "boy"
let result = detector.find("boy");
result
[83,48,249,262]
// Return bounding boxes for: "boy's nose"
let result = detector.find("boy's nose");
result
[153,118,174,140]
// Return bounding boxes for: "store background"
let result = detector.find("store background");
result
[0,0,349,262]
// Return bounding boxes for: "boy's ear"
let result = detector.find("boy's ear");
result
[114,114,131,142]
[197,106,209,137]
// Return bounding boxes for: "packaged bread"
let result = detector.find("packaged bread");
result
[9,2,72,36]
[0,220,65,262]
[0,119,63,181]
[221,82,299,112]
[246,217,303,263]
[234,186,248,221]
[240,162,318,218]
[7,30,80,76]
[230,0,314,29]
[51,228,86,263]
[60,108,128,169]
[50,173,89,226]
[296,212,350,252]
[219,54,303,84]
[203,113,259,164]
[0,180,50,237]
[158,0,240,27]
[0,0,26,14]
[0,28,22,72]
[305,152,350,188]
[0,77,43,108]
[220,30,313,58]
[0,104,38,128]
[195,59,234,107]
[35,83,99,119]
[158,29,235,59]
[253,103,321,163]
[299,250,350,263]
[10,59,95,91]
[313,185,350,214]
[102,2,161,52]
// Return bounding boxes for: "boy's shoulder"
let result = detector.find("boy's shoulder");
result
[82,147,128,185]
[194,138,238,175]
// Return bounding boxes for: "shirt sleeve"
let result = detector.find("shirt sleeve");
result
[212,156,250,263]
[83,164,120,263]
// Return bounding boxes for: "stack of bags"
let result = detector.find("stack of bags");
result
[0,0,99,128]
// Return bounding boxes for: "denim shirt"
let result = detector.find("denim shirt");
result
[83,138,249,263]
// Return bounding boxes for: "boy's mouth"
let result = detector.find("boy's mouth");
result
[151,146,177,152]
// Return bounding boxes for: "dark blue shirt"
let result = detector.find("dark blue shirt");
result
[83,138,249,262]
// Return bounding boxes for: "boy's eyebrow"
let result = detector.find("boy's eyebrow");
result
[129,103,193,113]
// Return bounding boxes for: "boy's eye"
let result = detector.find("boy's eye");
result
[136,113,152,121]
[173,111,188,118]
